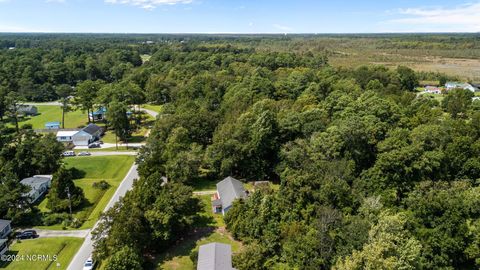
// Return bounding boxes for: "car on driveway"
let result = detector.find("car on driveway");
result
[83,257,95,270]
[63,151,76,157]
[16,230,38,239]
[88,142,101,149]
[78,151,91,156]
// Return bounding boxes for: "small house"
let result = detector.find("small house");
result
[45,121,61,129]
[445,82,477,92]
[212,176,247,215]
[197,242,234,270]
[20,175,53,203]
[17,105,38,116]
[424,86,442,94]
[0,220,12,239]
[56,130,79,143]
[0,239,8,256]
[72,124,103,146]
[88,107,107,122]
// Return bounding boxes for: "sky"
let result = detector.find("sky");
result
[0,0,480,33]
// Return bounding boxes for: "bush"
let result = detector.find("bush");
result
[42,213,70,226]
[93,180,111,190]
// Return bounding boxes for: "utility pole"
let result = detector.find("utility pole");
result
[65,187,72,220]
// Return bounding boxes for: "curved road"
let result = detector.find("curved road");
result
[66,164,139,270]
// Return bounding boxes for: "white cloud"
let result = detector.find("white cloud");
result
[388,2,480,32]
[105,0,193,10]
[273,24,293,32]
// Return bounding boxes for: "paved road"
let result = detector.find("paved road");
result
[24,101,62,106]
[74,142,146,150]
[67,164,139,270]
[72,151,138,157]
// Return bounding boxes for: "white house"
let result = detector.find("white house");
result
[212,176,247,215]
[56,130,79,143]
[20,175,53,203]
[445,82,477,92]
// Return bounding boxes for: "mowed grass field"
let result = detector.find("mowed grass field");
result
[154,195,241,270]
[0,237,83,270]
[7,105,88,129]
[142,104,162,113]
[37,156,135,230]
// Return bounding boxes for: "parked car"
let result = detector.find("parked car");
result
[88,142,101,149]
[83,257,95,270]
[78,151,91,156]
[16,230,38,239]
[97,140,104,144]
[63,151,76,157]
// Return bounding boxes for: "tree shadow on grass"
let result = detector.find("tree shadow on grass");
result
[0,250,19,268]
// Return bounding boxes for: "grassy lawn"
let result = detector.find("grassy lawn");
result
[4,105,88,129]
[152,195,241,270]
[191,179,217,191]
[0,237,83,270]
[142,104,163,113]
[36,156,135,230]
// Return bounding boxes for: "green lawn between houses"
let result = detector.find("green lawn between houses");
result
[142,104,163,113]
[0,237,83,270]
[152,195,241,270]
[37,156,135,230]
[5,105,88,129]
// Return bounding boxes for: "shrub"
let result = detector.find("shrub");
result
[93,180,111,190]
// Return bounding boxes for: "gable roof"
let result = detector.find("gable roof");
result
[216,176,246,209]
[17,104,36,111]
[0,220,11,231]
[197,242,233,270]
[82,124,102,135]
[46,121,60,126]
[20,175,52,198]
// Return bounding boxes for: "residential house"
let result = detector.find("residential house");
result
[17,105,38,116]
[445,82,477,92]
[424,86,442,94]
[20,175,53,203]
[45,121,61,129]
[88,107,107,122]
[0,239,8,256]
[0,220,12,239]
[56,130,80,143]
[212,176,247,215]
[72,124,103,146]
[197,242,235,270]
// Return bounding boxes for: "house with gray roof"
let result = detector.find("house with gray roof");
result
[20,175,53,203]
[17,105,38,116]
[212,176,247,215]
[0,219,12,239]
[0,238,8,256]
[197,242,235,270]
[72,124,103,146]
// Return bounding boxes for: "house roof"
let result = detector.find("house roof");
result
[0,239,7,245]
[197,242,233,270]
[57,130,79,137]
[82,124,102,135]
[0,220,11,231]
[17,105,36,112]
[46,121,60,126]
[216,176,246,209]
[20,176,52,198]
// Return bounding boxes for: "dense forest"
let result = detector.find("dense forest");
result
[1,34,480,269]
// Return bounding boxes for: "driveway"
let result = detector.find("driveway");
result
[33,229,90,238]
[67,164,139,270]
[140,107,158,118]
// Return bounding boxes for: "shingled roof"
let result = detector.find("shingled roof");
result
[216,176,246,210]
[197,242,234,270]
[82,124,102,135]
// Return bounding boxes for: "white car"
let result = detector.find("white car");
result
[83,257,95,270]
[63,151,75,157]
[78,151,91,156]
